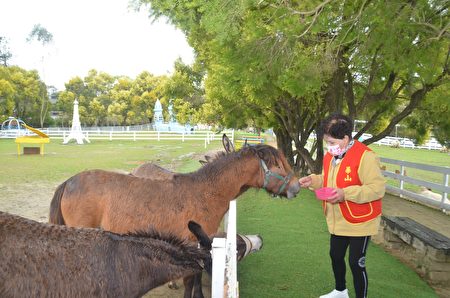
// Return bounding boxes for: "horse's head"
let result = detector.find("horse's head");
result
[241,144,300,199]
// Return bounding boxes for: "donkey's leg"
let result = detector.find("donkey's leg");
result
[192,272,204,298]
[183,276,195,298]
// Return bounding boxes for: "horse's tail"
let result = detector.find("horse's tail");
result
[49,181,67,225]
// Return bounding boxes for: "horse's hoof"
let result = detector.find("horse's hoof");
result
[168,281,179,289]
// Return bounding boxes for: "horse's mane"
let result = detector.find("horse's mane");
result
[177,144,284,182]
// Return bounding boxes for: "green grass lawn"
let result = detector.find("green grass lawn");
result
[0,139,440,297]
[236,190,436,298]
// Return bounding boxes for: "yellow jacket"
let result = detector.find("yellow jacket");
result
[310,143,385,236]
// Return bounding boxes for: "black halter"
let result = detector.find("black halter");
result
[259,159,293,195]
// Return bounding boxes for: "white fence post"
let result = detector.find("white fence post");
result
[211,199,238,298]
[399,165,405,198]
[443,174,449,209]
[211,238,226,298]
[226,200,238,298]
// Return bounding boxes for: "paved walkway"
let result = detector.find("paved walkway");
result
[382,192,450,238]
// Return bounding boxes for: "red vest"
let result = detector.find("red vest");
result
[323,140,382,223]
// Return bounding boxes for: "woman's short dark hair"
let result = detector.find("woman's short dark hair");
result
[319,113,353,140]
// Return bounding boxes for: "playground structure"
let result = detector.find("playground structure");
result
[0,117,30,138]
[14,123,50,156]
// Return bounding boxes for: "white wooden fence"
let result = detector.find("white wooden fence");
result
[380,157,450,212]
[374,136,444,150]
[33,129,235,149]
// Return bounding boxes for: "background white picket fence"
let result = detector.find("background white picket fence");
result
[23,129,235,149]
[380,157,450,212]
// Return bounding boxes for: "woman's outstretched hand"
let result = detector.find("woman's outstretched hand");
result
[298,176,312,188]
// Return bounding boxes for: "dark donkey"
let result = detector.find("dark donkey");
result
[0,211,211,298]
[50,144,299,298]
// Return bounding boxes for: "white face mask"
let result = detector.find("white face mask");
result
[327,144,345,156]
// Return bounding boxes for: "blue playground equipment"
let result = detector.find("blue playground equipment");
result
[0,117,30,138]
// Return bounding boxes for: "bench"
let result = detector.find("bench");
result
[373,216,450,294]
[235,136,264,149]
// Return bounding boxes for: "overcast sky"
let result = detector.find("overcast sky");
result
[0,0,194,90]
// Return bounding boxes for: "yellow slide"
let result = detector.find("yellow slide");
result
[15,124,50,156]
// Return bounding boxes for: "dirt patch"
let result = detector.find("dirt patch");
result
[0,181,58,222]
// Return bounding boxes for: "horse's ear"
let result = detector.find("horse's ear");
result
[257,150,265,160]
[199,160,208,166]
[244,139,248,147]
[222,134,235,153]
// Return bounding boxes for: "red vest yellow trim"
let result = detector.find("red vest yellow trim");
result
[322,140,382,223]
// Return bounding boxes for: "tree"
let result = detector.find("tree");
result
[138,0,449,174]
[0,36,12,66]
[27,24,54,127]
[0,65,48,126]
[162,59,206,124]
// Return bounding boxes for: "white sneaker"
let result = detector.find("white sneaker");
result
[319,289,349,298]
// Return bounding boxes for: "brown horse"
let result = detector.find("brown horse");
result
[50,144,299,297]
[0,211,211,297]
[129,135,257,296]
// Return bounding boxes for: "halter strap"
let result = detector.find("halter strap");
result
[259,159,293,195]
[238,234,253,260]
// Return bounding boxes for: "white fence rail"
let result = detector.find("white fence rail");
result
[380,157,450,212]
[13,129,235,149]
[374,136,444,150]
[211,200,238,298]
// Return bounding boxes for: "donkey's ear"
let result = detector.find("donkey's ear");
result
[199,160,208,166]
[188,221,212,250]
[222,134,235,153]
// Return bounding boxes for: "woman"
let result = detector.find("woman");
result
[299,113,385,298]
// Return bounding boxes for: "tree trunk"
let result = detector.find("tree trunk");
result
[273,126,294,168]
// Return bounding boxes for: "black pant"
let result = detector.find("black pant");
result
[329,234,370,298]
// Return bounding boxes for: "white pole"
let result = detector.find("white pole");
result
[399,165,405,198]
[226,200,238,298]
[211,238,226,298]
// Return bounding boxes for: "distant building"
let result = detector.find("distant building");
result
[47,86,58,104]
